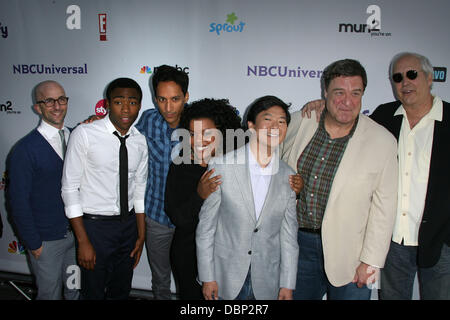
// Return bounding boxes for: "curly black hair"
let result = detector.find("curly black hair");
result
[180,98,242,153]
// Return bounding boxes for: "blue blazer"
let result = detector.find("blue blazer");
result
[7,129,69,250]
[370,100,450,268]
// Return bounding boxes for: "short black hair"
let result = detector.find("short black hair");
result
[244,95,291,129]
[152,65,189,96]
[322,59,367,91]
[106,77,142,102]
[180,98,242,152]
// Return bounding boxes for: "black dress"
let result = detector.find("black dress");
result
[164,161,207,300]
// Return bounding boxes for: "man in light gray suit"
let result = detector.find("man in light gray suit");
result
[196,96,299,300]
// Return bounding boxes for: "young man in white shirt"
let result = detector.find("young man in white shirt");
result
[62,78,148,300]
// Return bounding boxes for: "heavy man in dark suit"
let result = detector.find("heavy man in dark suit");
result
[370,52,450,300]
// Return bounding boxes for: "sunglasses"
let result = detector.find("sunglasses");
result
[392,70,419,83]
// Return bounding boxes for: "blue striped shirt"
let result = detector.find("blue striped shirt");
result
[135,108,178,228]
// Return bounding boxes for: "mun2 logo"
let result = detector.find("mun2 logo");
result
[338,5,391,37]
[209,12,246,35]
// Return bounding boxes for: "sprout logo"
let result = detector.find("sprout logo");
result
[209,12,245,35]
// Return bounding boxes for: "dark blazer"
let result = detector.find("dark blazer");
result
[370,100,450,268]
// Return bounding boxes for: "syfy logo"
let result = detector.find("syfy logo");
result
[95,99,108,116]
[338,5,392,37]
[0,22,8,38]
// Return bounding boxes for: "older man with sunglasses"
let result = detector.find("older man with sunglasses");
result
[370,52,450,300]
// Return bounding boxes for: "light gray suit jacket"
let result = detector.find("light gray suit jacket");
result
[196,145,299,300]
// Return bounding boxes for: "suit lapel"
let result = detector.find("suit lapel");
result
[232,147,257,223]
[390,115,402,141]
[423,102,450,219]
[326,116,366,208]
[290,117,317,169]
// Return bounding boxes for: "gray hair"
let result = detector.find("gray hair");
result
[389,52,434,78]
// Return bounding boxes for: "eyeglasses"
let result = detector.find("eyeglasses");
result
[392,70,419,83]
[37,96,69,107]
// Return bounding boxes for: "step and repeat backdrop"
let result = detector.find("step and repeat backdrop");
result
[1,0,449,299]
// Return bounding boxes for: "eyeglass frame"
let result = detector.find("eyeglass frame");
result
[36,96,69,108]
[391,70,420,83]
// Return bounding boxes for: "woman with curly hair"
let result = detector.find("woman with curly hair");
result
[164,98,242,300]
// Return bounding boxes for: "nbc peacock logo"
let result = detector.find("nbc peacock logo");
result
[140,66,152,74]
[8,240,26,255]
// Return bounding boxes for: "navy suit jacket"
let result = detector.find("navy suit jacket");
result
[370,100,450,268]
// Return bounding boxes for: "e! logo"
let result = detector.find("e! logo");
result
[98,13,107,41]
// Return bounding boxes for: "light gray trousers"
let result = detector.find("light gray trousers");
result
[28,230,80,300]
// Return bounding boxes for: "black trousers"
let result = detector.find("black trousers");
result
[80,215,137,300]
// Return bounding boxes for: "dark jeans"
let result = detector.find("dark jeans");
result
[235,268,255,300]
[380,241,450,300]
[293,230,371,300]
[80,215,137,300]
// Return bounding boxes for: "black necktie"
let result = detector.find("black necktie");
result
[113,132,129,220]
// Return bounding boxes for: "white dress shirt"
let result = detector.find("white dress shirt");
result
[62,117,148,219]
[248,145,274,221]
[392,96,443,246]
[37,120,69,160]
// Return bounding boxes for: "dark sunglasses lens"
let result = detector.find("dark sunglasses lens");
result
[392,73,402,83]
[406,70,418,80]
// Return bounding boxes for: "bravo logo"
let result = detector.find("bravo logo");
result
[209,12,245,35]
[433,67,447,82]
